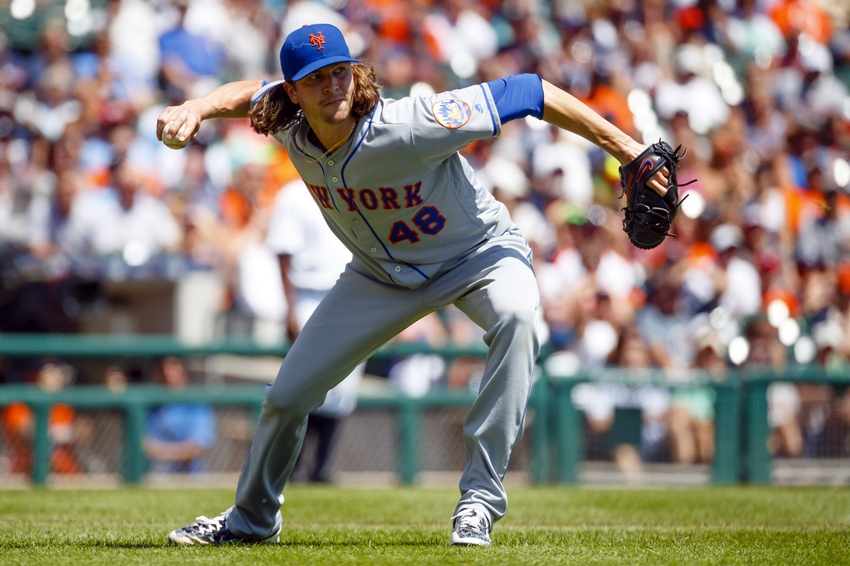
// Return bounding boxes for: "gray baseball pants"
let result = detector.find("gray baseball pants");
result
[226,231,540,538]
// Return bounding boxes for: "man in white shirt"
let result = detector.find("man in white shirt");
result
[266,178,363,483]
[710,223,763,319]
[64,158,181,267]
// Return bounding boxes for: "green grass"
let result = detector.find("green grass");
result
[1,486,849,565]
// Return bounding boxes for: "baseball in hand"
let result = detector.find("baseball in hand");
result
[162,122,190,150]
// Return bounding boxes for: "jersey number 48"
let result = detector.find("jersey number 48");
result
[388,206,446,244]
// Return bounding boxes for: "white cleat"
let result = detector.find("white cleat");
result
[168,508,280,545]
[450,507,492,546]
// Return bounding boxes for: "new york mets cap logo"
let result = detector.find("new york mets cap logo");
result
[432,99,472,129]
[309,31,326,50]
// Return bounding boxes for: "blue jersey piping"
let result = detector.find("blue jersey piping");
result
[340,106,430,283]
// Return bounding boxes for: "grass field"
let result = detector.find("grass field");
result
[1,486,849,565]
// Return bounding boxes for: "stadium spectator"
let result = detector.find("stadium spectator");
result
[744,71,789,162]
[215,157,279,335]
[795,165,850,270]
[0,362,81,475]
[421,0,499,80]
[106,0,161,83]
[773,36,848,128]
[573,325,669,474]
[61,157,182,272]
[666,327,725,466]
[636,266,700,370]
[103,365,129,394]
[706,223,763,320]
[742,317,803,458]
[144,356,216,474]
[158,0,227,101]
[725,0,786,64]
[478,153,554,255]
[73,30,158,127]
[545,205,639,342]
[531,127,595,208]
[812,386,850,458]
[609,328,671,466]
[654,42,731,137]
[26,168,83,276]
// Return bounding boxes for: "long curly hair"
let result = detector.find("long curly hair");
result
[250,62,381,136]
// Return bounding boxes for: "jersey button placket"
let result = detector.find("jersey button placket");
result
[370,247,377,253]
[327,160,334,166]
[331,176,339,183]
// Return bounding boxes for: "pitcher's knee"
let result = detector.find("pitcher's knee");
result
[500,302,538,333]
[488,304,540,349]
[265,383,323,416]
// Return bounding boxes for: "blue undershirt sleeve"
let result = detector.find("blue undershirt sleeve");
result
[485,74,545,124]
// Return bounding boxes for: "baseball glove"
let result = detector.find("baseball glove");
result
[618,140,692,250]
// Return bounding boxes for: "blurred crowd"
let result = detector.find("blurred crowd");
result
[2,0,850,470]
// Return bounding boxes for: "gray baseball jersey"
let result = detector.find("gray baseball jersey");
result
[272,83,513,287]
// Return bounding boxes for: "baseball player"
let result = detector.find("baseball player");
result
[158,23,667,547]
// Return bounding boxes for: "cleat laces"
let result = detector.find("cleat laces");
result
[189,514,227,536]
[452,508,489,533]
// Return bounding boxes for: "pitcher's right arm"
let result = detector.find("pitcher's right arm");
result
[156,80,264,147]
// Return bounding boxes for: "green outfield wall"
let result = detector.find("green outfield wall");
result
[1,333,846,486]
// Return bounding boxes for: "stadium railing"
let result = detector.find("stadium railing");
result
[2,333,844,486]
[0,333,551,486]
[735,366,849,485]
[545,369,741,485]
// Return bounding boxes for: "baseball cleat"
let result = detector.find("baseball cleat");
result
[450,508,491,546]
[168,508,280,545]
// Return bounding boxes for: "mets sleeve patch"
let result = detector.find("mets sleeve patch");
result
[431,99,472,129]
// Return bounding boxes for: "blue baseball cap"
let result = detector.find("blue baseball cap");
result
[280,24,359,82]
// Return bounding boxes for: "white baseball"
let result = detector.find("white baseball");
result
[162,121,190,150]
